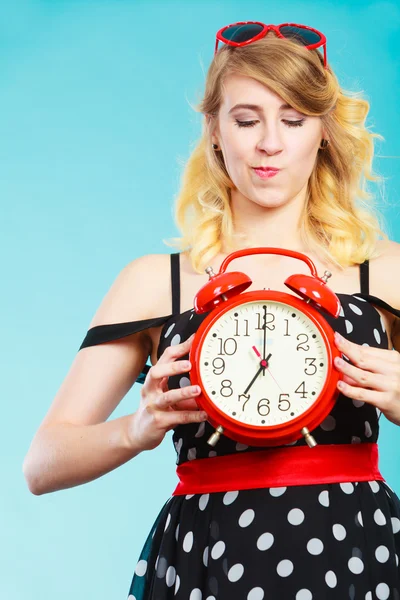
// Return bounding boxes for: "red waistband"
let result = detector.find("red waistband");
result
[172,443,384,495]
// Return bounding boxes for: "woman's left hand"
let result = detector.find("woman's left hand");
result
[334,331,400,427]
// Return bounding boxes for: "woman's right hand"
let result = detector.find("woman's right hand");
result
[128,334,208,451]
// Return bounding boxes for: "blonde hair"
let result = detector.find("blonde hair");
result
[165,34,389,273]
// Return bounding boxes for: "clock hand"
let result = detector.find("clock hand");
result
[262,305,267,376]
[243,364,264,396]
[251,346,283,390]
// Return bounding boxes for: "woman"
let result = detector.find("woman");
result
[23,22,400,599]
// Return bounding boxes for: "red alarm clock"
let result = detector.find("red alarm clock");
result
[189,247,344,449]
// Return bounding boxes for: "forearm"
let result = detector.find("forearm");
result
[23,414,142,495]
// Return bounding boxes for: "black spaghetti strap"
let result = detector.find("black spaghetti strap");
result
[170,252,181,315]
[359,260,369,295]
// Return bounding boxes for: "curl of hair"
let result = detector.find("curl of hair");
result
[165,35,388,273]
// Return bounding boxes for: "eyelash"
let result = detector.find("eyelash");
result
[235,119,305,128]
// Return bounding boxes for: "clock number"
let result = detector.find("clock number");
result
[278,393,291,411]
[304,357,317,375]
[218,337,237,356]
[212,357,225,375]
[283,319,291,337]
[257,398,270,416]
[234,319,250,337]
[294,381,307,399]
[256,311,275,331]
[296,333,310,352]
[239,393,250,411]
[220,379,233,397]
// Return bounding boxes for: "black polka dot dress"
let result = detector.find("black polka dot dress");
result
[79,254,400,600]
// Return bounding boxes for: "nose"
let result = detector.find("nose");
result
[256,125,284,156]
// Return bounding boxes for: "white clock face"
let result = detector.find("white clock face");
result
[199,300,329,427]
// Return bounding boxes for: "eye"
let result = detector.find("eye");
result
[234,119,305,128]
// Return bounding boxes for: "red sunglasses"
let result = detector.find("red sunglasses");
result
[215,21,328,69]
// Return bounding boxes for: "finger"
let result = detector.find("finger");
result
[337,379,386,406]
[334,356,389,392]
[161,409,208,430]
[148,359,192,385]
[334,333,398,374]
[158,334,196,365]
[171,398,202,411]
[155,384,202,411]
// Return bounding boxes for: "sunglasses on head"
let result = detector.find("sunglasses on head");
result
[215,21,328,69]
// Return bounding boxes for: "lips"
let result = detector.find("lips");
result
[253,167,280,172]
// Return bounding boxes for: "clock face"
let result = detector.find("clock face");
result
[198,300,329,428]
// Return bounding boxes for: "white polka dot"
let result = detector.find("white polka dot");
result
[380,316,386,333]
[349,303,363,315]
[239,509,255,527]
[365,421,372,437]
[128,596,136,600]
[325,570,337,588]
[375,545,390,563]
[175,523,180,541]
[189,589,202,600]
[171,333,181,345]
[164,323,175,337]
[374,509,386,526]
[134,560,147,576]
[166,566,176,587]
[287,508,305,525]
[179,376,191,387]
[345,320,354,334]
[353,296,367,302]
[205,597,216,600]
[203,546,209,567]
[183,531,194,552]
[340,482,354,494]
[332,524,346,541]
[396,554,399,566]
[208,450,217,457]
[356,511,364,526]
[188,447,197,461]
[374,329,381,344]
[247,588,264,600]
[375,583,390,599]
[320,415,336,431]
[174,574,180,594]
[175,438,183,453]
[211,540,225,559]
[296,590,312,600]
[366,593,372,600]
[164,513,171,531]
[369,481,380,493]
[391,517,400,534]
[307,538,324,555]
[318,490,330,507]
[269,486,287,497]
[236,442,248,451]
[195,422,206,437]
[352,436,361,444]
[257,532,274,551]
[348,557,364,574]
[223,490,239,505]
[199,494,209,511]
[277,559,294,577]
[352,399,365,408]
[228,563,244,582]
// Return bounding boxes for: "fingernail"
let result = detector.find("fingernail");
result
[335,332,343,342]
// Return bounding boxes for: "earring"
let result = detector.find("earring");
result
[212,143,220,151]
[319,139,330,149]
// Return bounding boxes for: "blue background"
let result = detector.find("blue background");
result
[3,1,399,598]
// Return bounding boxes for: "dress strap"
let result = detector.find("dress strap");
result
[359,259,369,294]
[170,252,181,315]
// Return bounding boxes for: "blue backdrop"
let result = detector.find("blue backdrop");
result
[3,1,399,599]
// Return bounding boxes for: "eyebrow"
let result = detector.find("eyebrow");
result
[228,103,294,114]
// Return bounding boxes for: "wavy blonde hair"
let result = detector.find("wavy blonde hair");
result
[165,34,388,273]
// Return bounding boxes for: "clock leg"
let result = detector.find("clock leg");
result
[207,426,224,447]
[301,427,318,448]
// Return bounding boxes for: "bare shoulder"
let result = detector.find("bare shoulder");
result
[88,253,173,328]
[371,239,400,310]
